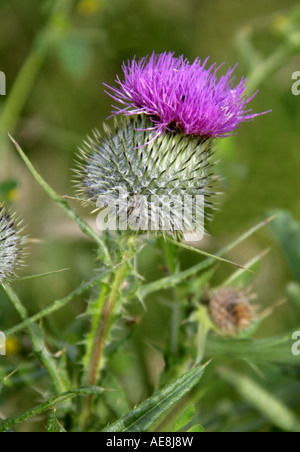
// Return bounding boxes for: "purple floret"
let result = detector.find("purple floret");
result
[104,52,270,139]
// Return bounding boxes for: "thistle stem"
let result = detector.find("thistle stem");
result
[81,235,135,429]
[86,263,128,387]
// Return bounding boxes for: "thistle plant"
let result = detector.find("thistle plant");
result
[4,47,299,434]
[74,52,269,419]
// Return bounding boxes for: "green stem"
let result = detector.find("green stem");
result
[81,236,135,429]
[80,266,128,430]
[2,283,70,393]
[86,264,128,387]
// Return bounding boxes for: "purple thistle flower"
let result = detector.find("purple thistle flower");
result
[104,52,270,139]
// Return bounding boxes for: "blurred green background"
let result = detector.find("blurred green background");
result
[0,0,300,431]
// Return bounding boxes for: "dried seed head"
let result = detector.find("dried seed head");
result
[75,115,218,238]
[208,287,256,336]
[0,204,25,283]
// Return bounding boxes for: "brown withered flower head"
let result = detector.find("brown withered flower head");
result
[208,287,257,336]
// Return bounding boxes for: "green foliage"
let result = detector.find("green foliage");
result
[173,405,195,432]
[0,386,104,432]
[46,410,59,433]
[103,364,207,432]
[219,368,300,432]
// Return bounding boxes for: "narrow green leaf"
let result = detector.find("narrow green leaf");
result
[223,248,270,288]
[46,410,59,433]
[219,367,300,432]
[188,424,205,433]
[15,268,69,282]
[0,386,104,432]
[167,237,249,271]
[174,405,195,432]
[103,363,208,433]
[206,333,299,366]
[5,272,112,336]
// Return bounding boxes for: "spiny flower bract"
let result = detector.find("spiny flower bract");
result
[75,116,217,238]
[105,52,269,139]
[0,204,25,283]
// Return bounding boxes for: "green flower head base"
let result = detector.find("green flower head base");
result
[0,204,25,283]
[76,116,217,240]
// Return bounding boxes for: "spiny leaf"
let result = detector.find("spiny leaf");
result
[206,333,300,366]
[102,363,208,433]
[0,386,104,432]
[46,410,59,433]
[5,271,112,336]
[188,424,205,432]
[167,237,250,271]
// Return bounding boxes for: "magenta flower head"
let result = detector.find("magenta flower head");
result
[104,52,269,139]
